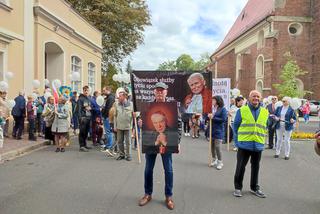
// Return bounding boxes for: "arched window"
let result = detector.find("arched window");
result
[236,54,241,81]
[256,55,264,79]
[257,30,264,49]
[256,80,263,94]
[88,63,95,91]
[71,56,82,93]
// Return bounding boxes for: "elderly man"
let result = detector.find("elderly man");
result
[12,91,26,140]
[233,90,269,198]
[184,72,211,114]
[139,81,181,210]
[114,90,134,161]
[0,91,10,138]
[266,96,278,149]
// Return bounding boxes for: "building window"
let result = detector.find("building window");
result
[0,52,4,81]
[257,30,265,49]
[256,55,264,79]
[236,54,241,82]
[288,23,303,36]
[88,63,95,91]
[256,80,263,94]
[71,56,82,93]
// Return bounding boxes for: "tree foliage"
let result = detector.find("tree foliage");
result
[101,63,119,92]
[273,52,310,98]
[157,53,211,71]
[68,0,151,64]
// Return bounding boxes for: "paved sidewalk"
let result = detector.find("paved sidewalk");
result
[0,135,48,162]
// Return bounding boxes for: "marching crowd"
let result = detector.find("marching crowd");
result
[0,82,318,210]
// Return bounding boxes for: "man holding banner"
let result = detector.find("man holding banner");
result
[138,81,181,210]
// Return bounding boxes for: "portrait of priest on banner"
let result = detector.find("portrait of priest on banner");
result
[141,103,179,154]
[183,72,212,114]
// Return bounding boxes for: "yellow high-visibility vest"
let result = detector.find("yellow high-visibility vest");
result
[238,105,269,144]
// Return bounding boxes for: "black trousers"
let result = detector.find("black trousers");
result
[28,119,36,139]
[268,125,276,148]
[79,118,91,148]
[183,121,190,133]
[13,116,24,137]
[234,148,262,191]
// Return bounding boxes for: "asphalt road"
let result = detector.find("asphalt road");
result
[0,135,320,214]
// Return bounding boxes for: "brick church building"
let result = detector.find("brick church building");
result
[209,0,320,99]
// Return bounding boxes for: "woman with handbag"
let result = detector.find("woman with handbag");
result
[42,96,55,145]
[51,96,70,152]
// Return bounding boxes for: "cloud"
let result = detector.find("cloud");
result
[124,0,248,70]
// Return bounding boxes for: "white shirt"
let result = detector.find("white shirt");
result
[280,106,288,127]
[186,94,203,114]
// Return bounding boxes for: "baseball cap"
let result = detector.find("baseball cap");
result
[155,82,168,89]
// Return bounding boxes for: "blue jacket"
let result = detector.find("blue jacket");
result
[211,107,227,140]
[274,106,296,131]
[91,96,102,120]
[233,103,267,152]
[11,95,26,117]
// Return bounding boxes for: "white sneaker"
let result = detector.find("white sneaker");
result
[210,159,218,167]
[216,160,223,170]
[105,149,114,157]
[187,133,190,136]
[184,133,187,137]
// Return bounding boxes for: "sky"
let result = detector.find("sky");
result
[124,0,248,70]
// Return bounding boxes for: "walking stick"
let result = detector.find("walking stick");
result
[134,114,141,164]
[227,116,231,151]
[208,118,212,167]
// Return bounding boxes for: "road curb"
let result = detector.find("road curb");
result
[0,141,49,163]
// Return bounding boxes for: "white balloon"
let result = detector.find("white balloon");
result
[32,93,38,100]
[124,74,131,83]
[0,81,9,92]
[44,79,50,86]
[112,74,119,82]
[96,95,104,106]
[32,80,41,89]
[71,72,81,81]
[44,91,52,100]
[232,88,240,97]
[52,79,61,89]
[275,101,283,109]
[5,72,14,80]
[7,99,15,109]
[290,97,302,110]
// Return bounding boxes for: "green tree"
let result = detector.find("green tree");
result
[193,52,211,70]
[101,63,119,92]
[176,54,195,71]
[125,60,133,73]
[157,60,177,71]
[273,52,310,98]
[68,0,151,64]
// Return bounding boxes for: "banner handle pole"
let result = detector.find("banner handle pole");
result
[134,114,141,164]
[227,116,231,152]
[209,118,212,167]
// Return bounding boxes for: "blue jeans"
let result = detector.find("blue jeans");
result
[303,114,309,122]
[144,153,173,197]
[103,118,113,149]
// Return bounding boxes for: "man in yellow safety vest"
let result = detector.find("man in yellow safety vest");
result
[233,90,269,198]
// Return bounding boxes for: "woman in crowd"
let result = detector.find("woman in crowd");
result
[190,113,200,138]
[229,96,244,151]
[301,100,310,124]
[273,96,296,160]
[51,96,70,152]
[42,96,55,145]
[208,95,227,170]
[182,113,191,136]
